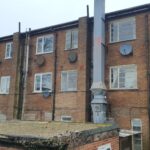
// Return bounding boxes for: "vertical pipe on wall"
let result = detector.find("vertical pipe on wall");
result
[21,29,31,120]
[52,32,57,121]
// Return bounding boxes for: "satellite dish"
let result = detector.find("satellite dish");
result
[36,56,45,67]
[68,52,77,63]
[42,90,51,98]
[120,44,133,56]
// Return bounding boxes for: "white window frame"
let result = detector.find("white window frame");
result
[110,64,137,90]
[61,115,72,122]
[61,70,77,92]
[131,119,142,150]
[5,42,13,59]
[65,29,78,50]
[98,143,112,150]
[36,34,54,54]
[0,76,11,94]
[34,72,52,93]
[110,17,136,43]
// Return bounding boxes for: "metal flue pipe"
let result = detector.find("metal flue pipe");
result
[91,0,107,123]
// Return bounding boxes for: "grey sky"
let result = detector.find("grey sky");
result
[0,0,150,37]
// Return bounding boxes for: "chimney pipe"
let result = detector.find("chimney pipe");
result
[91,0,107,123]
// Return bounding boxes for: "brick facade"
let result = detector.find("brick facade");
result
[22,17,91,122]
[106,12,150,150]
[0,3,150,150]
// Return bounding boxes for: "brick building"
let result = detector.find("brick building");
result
[0,2,150,150]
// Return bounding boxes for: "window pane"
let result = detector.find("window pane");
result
[35,75,41,91]
[5,43,12,58]
[0,78,6,93]
[61,72,67,91]
[42,74,51,91]
[65,31,71,50]
[0,77,10,94]
[6,77,10,93]
[68,71,77,90]
[133,134,142,150]
[37,38,43,53]
[10,43,13,58]
[111,68,118,88]
[119,68,126,88]
[43,36,54,53]
[124,66,137,88]
[72,30,78,49]
[119,20,135,41]
[110,23,118,42]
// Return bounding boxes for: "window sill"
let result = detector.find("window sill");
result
[32,91,52,94]
[108,88,138,91]
[5,57,12,60]
[35,51,54,55]
[64,48,78,51]
[60,90,77,93]
[0,93,9,95]
[109,38,136,44]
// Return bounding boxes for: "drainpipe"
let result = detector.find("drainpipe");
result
[91,0,107,123]
[21,29,31,120]
[145,13,150,149]
[52,32,57,121]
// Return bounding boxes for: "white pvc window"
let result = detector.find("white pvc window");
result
[34,73,52,93]
[0,76,10,94]
[110,17,136,43]
[61,70,77,91]
[5,42,13,59]
[110,64,137,89]
[65,29,78,50]
[98,143,112,150]
[36,35,54,54]
[131,119,142,150]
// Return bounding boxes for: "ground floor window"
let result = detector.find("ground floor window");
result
[0,76,10,94]
[131,119,142,150]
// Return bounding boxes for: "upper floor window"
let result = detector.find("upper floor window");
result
[110,17,136,43]
[61,70,77,91]
[0,76,10,94]
[131,119,142,150]
[110,64,137,89]
[65,29,78,50]
[36,35,54,54]
[5,42,13,59]
[34,73,52,93]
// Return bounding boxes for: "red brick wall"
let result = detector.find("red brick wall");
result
[75,136,119,150]
[23,17,90,122]
[106,13,150,150]
[0,33,21,120]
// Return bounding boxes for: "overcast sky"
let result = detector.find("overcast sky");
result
[0,0,150,37]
